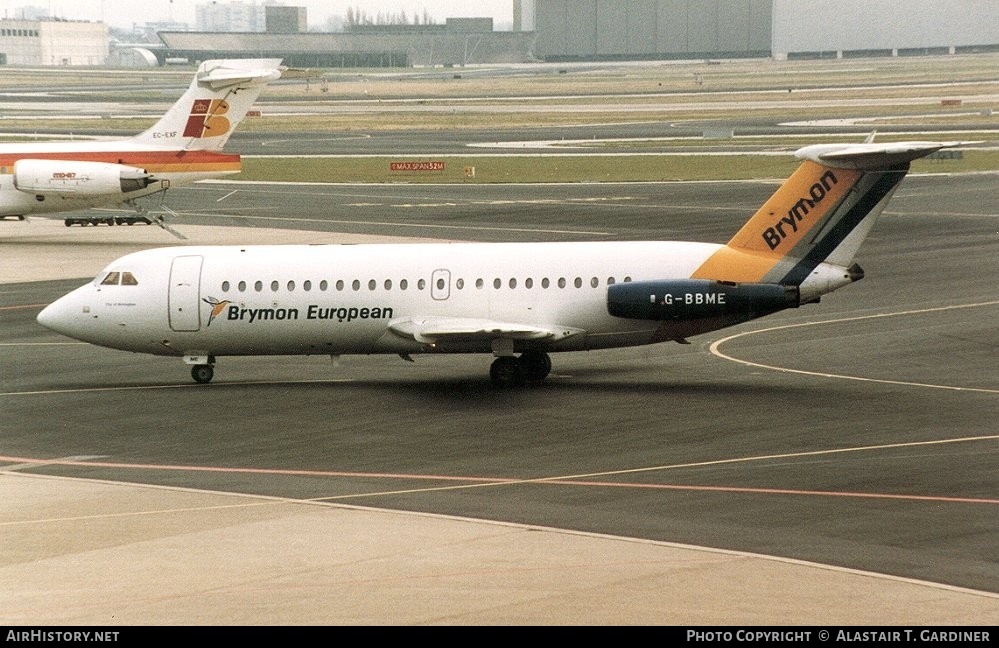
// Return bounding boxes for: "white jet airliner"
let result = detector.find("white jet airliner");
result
[0,58,282,229]
[37,139,969,387]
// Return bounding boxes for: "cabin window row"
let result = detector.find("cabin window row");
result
[218,276,634,293]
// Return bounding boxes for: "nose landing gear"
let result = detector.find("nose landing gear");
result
[191,364,214,384]
[184,354,216,384]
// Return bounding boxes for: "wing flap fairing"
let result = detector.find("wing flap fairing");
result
[388,316,583,346]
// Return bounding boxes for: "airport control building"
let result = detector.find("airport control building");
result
[2,1,997,67]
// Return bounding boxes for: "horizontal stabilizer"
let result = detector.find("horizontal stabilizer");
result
[198,60,284,89]
[796,141,979,170]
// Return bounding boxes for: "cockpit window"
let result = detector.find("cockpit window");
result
[99,271,138,286]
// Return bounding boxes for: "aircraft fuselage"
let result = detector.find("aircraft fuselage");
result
[39,241,840,360]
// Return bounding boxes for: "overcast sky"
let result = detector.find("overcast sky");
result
[4,1,514,30]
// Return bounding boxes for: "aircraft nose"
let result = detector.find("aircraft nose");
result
[37,289,89,339]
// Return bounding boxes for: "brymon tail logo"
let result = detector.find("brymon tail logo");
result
[184,99,231,138]
[202,297,231,327]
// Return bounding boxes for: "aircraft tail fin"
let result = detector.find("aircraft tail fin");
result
[131,58,283,152]
[692,140,974,286]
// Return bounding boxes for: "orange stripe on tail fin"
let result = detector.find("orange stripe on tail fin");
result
[692,141,974,287]
[692,160,863,283]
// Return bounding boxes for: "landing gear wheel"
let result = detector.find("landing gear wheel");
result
[490,356,525,388]
[191,364,214,384]
[520,351,552,384]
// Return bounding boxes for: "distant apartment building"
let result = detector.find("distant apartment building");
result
[0,19,108,65]
[195,1,265,32]
[192,2,307,34]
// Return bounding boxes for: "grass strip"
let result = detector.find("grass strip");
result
[236,150,999,184]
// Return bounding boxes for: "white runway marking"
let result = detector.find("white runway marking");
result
[710,300,999,394]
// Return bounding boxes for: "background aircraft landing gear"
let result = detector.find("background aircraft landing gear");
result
[191,364,214,384]
[489,352,552,388]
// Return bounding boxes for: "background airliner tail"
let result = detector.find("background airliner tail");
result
[692,140,972,286]
[131,58,283,152]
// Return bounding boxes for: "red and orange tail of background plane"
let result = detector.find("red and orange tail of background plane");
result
[132,58,283,153]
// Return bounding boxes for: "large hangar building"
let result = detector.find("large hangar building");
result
[528,0,999,61]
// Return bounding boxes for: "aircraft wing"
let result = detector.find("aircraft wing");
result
[387,316,583,346]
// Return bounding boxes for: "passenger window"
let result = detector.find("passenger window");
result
[493,278,501,289]
[384,279,392,290]
[221,281,230,292]
[525,278,533,289]
[574,277,582,289]
[238,280,246,292]
[455,278,464,290]
[121,272,138,286]
[303,280,312,292]
[352,280,360,291]
[287,281,295,291]
[542,278,550,289]
[418,279,426,290]
[400,279,408,290]
[557,278,566,289]
[100,272,120,286]
[368,279,376,291]
[590,277,599,288]
[271,280,279,292]
[254,281,263,292]
[320,280,328,291]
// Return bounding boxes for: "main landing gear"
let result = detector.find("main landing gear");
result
[489,351,552,388]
